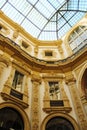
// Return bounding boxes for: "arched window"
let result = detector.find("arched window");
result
[68,26,87,53]
[45,116,74,130]
[0,107,24,130]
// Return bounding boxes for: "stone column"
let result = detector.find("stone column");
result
[31,74,41,130]
[23,75,29,105]
[58,45,64,59]
[43,81,50,108]
[0,54,10,81]
[59,81,70,107]
[0,62,7,80]
[0,54,10,92]
[66,73,87,130]
[0,62,7,93]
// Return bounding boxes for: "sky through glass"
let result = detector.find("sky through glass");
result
[0,0,87,40]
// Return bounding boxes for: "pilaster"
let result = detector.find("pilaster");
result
[0,54,10,80]
[2,67,15,94]
[59,81,70,107]
[66,72,87,130]
[31,74,41,130]
[23,75,29,104]
[43,81,50,108]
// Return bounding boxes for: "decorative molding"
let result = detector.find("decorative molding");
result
[1,67,29,108]
[43,80,72,113]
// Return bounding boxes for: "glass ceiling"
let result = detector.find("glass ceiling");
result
[0,0,87,40]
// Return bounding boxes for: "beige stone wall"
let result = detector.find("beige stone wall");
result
[0,12,87,130]
[0,46,87,130]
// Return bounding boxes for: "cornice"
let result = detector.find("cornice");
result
[0,34,87,73]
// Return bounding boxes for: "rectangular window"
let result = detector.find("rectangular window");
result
[12,70,24,92]
[45,51,53,56]
[49,82,60,100]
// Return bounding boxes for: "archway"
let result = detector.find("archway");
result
[81,69,87,98]
[0,102,30,130]
[41,113,79,130]
[0,107,24,130]
[45,116,74,130]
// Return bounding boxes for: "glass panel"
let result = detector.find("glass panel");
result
[68,0,79,10]
[63,11,76,21]
[70,41,77,50]
[2,3,24,24]
[39,31,57,40]
[12,71,24,92]
[79,0,87,11]
[69,26,87,52]
[43,21,56,31]
[58,23,71,38]
[1,0,87,41]
[27,8,47,29]
[0,0,7,8]
[27,0,38,5]
[35,0,55,19]
[69,12,84,26]
[9,0,32,15]
[57,17,66,29]
[47,0,67,10]
[21,19,40,37]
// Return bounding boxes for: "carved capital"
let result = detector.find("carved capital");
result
[31,74,41,83]
[65,73,76,85]
[13,30,19,39]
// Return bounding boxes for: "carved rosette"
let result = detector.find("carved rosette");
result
[65,73,87,130]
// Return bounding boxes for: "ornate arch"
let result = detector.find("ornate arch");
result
[41,113,79,130]
[0,101,30,130]
[77,62,87,96]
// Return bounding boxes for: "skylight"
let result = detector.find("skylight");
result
[0,0,87,40]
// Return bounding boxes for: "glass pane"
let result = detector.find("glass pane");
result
[2,3,24,24]
[69,12,84,26]
[44,21,56,31]
[9,0,32,15]
[27,8,47,29]
[79,0,87,11]
[47,0,67,10]
[0,0,7,8]
[21,19,40,37]
[1,0,87,41]
[39,31,57,40]
[68,0,79,10]
[35,1,51,19]
[27,0,38,5]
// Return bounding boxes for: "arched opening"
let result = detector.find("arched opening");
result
[0,107,24,130]
[45,116,74,130]
[81,69,87,98]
